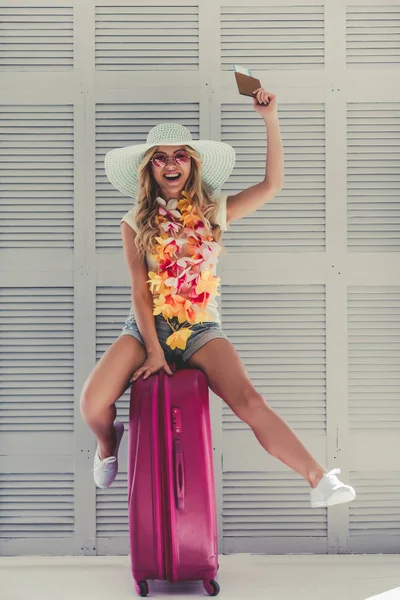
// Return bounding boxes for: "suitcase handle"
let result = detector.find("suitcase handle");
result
[173,439,185,511]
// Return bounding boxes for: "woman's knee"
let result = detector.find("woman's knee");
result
[79,375,120,422]
[79,378,102,421]
[220,380,267,425]
[80,335,146,421]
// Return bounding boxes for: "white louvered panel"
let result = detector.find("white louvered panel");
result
[346,6,400,68]
[348,287,400,429]
[96,286,133,425]
[0,473,74,537]
[96,104,200,251]
[221,285,326,431]
[0,6,73,70]
[0,288,74,432]
[349,472,400,552]
[223,472,327,539]
[95,5,199,70]
[0,104,74,249]
[221,103,325,252]
[96,472,128,538]
[347,103,400,252]
[221,5,324,70]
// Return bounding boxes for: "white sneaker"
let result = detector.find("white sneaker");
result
[310,468,356,508]
[92,421,124,489]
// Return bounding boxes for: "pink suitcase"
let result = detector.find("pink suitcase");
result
[128,366,220,597]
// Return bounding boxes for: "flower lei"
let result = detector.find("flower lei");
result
[146,191,221,352]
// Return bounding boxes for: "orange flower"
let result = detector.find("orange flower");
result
[166,328,193,351]
[153,294,176,319]
[180,210,200,228]
[154,236,184,261]
[172,294,197,324]
[186,234,199,255]
[180,303,196,324]
[153,237,169,261]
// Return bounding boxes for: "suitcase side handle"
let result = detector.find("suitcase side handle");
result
[173,439,185,511]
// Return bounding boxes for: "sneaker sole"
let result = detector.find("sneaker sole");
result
[311,488,356,508]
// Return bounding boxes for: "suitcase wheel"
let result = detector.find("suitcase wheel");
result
[134,580,149,597]
[203,579,220,596]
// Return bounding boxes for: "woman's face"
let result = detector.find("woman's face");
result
[150,145,192,200]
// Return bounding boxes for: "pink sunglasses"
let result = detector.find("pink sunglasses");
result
[151,150,191,168]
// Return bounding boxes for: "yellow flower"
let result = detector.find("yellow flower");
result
[166,328,193,351]
[153,294,175,319]
[177,198,191,212]
[195,310,211,324]
[155,215,167,226]
[180,190,192,203]
[196,270,220,296]
[147,271,167,294]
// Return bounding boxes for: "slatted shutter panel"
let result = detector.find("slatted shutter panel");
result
[221,5,325,70]
[0,105,74,249]
[349,472,400,553]
[348,287,400,430]
[0,6,74,70]
[221,102,326,252]
[0,472,75,541]
[95,104,200,252]
[0,287,75,431]
[346,5,400,68]
[221,285,327,553]
[343,4,400,555]
[0,287,75,552]
[96,474,129,555]
[223,473,327,553]
[347,102,400,251]
[348,287,400,552]
[95,5,200,70]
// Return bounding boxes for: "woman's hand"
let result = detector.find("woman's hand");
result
[252,87,278,120]
[130,348,173,382]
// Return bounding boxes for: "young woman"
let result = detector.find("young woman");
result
[80,88,356,509]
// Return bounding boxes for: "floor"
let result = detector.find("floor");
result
[2,554,400,600]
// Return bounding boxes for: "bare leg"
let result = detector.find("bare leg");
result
[187,338,326,488]
[80,335,147,459]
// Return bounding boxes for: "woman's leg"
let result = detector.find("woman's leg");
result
[187,338,326,488]
[80,335,147,459]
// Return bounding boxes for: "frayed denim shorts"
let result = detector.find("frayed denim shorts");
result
[119,308,229,364]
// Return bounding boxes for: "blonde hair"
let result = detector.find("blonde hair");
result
[133,145,225,259]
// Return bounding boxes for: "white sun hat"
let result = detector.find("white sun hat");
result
[104,122,235,199]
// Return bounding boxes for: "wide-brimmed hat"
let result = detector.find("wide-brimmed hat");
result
[104,122,235,198]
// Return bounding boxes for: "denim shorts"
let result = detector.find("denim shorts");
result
[119,309,229,364]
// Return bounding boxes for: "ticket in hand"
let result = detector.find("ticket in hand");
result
[233,64,262,98]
